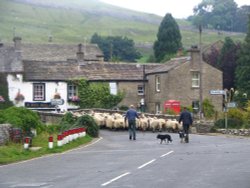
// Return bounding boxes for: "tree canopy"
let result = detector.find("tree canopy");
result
[91,33,141,62]
[189,0,250,33]
[219,37,240,90]
[235,15,250,98]
[153,13,182,62]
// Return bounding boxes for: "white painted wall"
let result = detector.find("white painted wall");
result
[7,74,78,111]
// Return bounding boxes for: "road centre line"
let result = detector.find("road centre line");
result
[101,150,174,186]
[101,172,131,186]
[160,150,174,158]
[138,159,156,169]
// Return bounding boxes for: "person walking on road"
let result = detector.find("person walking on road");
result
[125,105,139,140]
[179,107,193,143]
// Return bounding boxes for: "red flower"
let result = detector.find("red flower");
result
[0,95,5,102]
[70,96,80,102]
[15,92,24,101]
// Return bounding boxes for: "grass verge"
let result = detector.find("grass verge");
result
[0,133,93,165]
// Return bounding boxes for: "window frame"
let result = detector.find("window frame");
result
[68,83,78,99]
[137,85,144,96]
[155,103,161,114]
[33,83,45,101]
[155,75,161,92]
[191,71,200,88]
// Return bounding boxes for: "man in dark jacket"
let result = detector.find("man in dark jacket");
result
[125,105,139,140]
[179,107,193,143]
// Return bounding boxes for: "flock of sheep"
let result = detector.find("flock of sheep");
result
[72,110,183,132]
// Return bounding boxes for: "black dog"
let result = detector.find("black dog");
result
[179,131,185,143]
[157,134,172,144]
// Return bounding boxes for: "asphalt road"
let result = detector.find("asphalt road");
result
[0,130,250,188]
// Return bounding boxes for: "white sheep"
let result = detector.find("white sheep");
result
[166,119,182,132]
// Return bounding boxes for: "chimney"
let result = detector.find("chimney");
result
[177,48,183,57]
[76,43,84,61]
[187,45,200,69]
[13,36,22,52]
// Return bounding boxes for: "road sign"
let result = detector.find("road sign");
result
[51,99,64,106]
[210,90,225,95]
[227,102,237,108]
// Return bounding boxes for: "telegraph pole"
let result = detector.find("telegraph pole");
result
[199,25,203,119]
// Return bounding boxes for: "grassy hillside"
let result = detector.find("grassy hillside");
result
[0,0,160,43]
[0,0,246,59]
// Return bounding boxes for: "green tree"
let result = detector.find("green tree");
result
[218,37,239,89]
[153,13,182,62]
[91,33,141,62]
[191,0,238,32]
[235,15,250,99]
[234,5,250,33]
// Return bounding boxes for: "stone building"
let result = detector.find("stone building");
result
[145,47,223,114]
[0,37,223,113]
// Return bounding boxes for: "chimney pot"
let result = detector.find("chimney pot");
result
[13,36,22,51]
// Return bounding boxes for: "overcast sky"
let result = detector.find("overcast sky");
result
[101,0,250,18]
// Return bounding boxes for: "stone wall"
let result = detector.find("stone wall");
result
[38,111,64,125]
[0,124,11,145]
[193,120,214,133]
[216,129,250,136]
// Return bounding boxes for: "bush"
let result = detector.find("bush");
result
[214,118,243,129]
[203,98,215,118]
[75,115,99,137]
[45,124,62,134]
[227,108,245,126]
[1,107,42,135]
[59,112,77,132]
[119,105,129,111]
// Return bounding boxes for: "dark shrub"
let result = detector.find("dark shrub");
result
[75,115,99,137]
[59,112,77,132]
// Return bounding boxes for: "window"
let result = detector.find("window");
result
[155,75,160,92]
[137,85,144,95]
[192,72,200,88]
[33,83,45,101]
[109,82,117,95]
[192,100,199,113]
[68,84,78,99]
[155,103,161,114]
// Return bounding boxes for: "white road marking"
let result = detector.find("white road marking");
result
[160,150,174,157]
[137,159,156,169]
[101,172,131,186]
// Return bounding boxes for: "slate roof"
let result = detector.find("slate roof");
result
[0,44,23,73]
[14,43,103,61]
[147,57,190,75]
[23,60,161,81]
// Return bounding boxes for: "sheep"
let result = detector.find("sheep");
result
[138,115,149,131]
[148,117,163,132]
[104,114,115,129]
[113,116,126,129]
[91,112,106,128]
[166,119,182,132]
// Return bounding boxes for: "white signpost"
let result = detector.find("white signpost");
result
[227,102,237,108]
[210,90,226,95]
[210,89,228,131]
[51,99,64,106]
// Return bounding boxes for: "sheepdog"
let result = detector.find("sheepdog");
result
[179,131,185,143]
[156,134,172,144]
